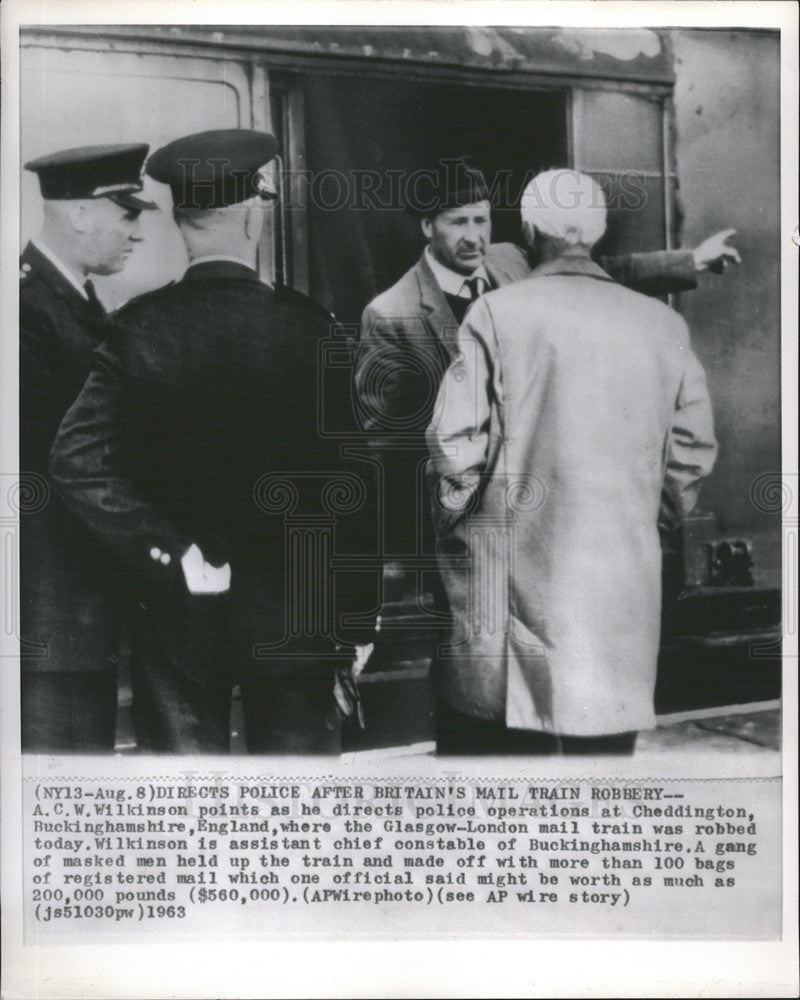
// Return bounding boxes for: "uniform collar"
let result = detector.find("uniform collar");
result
[530,252,616,282]
[424,246,489,297]
[28,238,90,299]
[183,256,264,284]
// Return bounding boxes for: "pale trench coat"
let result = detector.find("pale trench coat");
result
[426,255,717,736]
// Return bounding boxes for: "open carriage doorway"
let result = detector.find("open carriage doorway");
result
[273,72,569,324]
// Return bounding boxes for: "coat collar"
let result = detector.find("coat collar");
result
[414,246,529,349]
[530,253,616,283]
[20,241,109,322]
[183,259,263,284]
[414,251,461,350]
[20,241,91,304]
[484,251,520,287]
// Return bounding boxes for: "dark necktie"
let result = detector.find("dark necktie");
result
[83,280,106,317]
[464,276,485,301]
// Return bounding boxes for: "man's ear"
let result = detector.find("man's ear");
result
[65,200,92,233]
[420,218,433,241]
[244,198,266,242]
[521,220,537,249]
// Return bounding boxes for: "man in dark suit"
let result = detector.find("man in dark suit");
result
[51,129,377,754]
[355,156,738,560]
[20,144,157,752]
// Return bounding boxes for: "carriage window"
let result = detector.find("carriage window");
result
[572,88,672,258]
[272,72,568,324]
[269,72,674,324]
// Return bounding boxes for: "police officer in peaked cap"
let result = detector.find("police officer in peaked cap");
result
[20,143,157,752]
[50,129,377,754]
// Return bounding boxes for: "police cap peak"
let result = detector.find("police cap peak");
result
[24,143,157,210]
[146,129,279,210]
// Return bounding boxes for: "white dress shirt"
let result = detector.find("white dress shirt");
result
[425,246,489,299]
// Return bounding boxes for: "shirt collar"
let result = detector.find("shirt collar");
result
[188,254,257,270]
[31,238,89,299]
[424,246,489,298]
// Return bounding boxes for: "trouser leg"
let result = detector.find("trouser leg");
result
[437,700,558,755]
[131,650,231,754]
[437,700,637,756]
[21,671,117,753]
[240,668,341,755]
[558,732,637,755]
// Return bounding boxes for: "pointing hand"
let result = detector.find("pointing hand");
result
[693,228,742,274]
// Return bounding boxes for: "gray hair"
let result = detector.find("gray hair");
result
[520,169,607,248]
[172,204,228,230]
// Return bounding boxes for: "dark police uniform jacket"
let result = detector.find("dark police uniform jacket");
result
[19,241,124,672]
[50,260,378,685]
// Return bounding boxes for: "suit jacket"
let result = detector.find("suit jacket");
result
[426,254,717,735]
[19,241,125,672]
[50,261,378,684]
[355,242,698,555]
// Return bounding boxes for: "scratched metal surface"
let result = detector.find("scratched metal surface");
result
[22,25,674,84]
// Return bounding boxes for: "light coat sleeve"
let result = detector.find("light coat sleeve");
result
[49,341,189,590]
[355,301,396,441]
[356,302,417,442]
[355,301,441,444]
[425,298,497,535]
[661,321,719,526]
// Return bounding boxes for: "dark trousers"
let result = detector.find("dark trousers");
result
[241,673,341,755]
[21,671,117,753]
[131,655,232,754]
[437,700,637,756]
[131,650,341,755]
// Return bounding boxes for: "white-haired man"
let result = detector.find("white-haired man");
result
[426,169,718,755]
[357,156,738,561]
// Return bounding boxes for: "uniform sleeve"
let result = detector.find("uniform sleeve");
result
[598,249,698,296]
[19,298,62,474]
[20,297,58,390]
[425,298,496,536]
[49,342,190,590]
[661,321,718,525]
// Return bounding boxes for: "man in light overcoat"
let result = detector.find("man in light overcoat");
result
[356,156,736,561]
[426,169,718,755]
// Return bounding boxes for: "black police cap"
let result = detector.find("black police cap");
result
[404,155,490,218]
[24,143,157,210]
[146,129,279,210]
